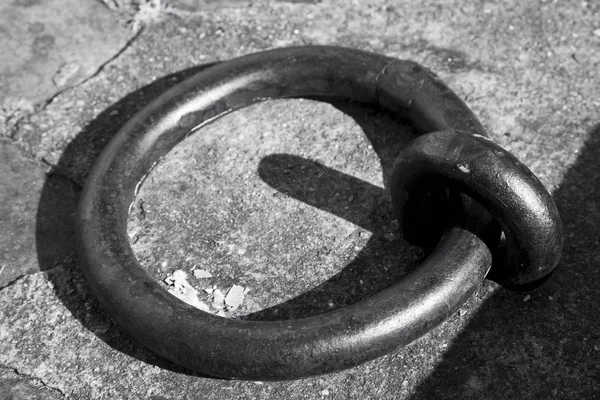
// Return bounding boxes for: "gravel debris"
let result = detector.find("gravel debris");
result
[212,288,225,310]
[193,269,213,279]
[164,270,210,312]
[225,284,246,311]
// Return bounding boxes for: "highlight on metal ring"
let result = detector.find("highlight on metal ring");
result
[74,46,561,380]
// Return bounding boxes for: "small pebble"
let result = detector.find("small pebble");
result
[193,269,212,279]
[523,294,531,302]
[593,28,600,37]
[225,285,246,311]
[213,289,225,309]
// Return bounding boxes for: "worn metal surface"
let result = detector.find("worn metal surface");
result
[391,131,563,288]
[75,46,560,379]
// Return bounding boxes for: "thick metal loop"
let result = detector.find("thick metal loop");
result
[391,130,563,287]
[74,46,553,380]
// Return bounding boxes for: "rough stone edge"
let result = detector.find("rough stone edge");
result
[0,364,66,399]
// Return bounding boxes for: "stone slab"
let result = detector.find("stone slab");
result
[0,0,131,107]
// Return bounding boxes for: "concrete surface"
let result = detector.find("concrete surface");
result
[0,138,78,288]
[1,0,599,398]
[0,0,131,107]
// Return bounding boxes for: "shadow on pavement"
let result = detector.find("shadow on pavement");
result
[244,98,425,320]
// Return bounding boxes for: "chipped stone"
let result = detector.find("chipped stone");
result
[193,269,213,279]
[225,284,245,311]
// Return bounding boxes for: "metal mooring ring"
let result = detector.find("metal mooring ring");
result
[75,46,562,380]
[390,130,563,288]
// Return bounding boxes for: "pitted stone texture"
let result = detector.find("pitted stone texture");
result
[0,0,130,107]
[0,367,64,400]
[167,0,321,10]
[128,98,424,319]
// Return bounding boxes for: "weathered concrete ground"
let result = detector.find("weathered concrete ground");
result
[1,0,599,398]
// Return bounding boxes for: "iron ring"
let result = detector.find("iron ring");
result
[391,130,563,288]
[75,46,558,379]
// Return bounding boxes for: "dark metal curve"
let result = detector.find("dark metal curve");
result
[391,130,563,288]
[75,46,499,380]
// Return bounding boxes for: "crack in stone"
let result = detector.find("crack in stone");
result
[39,29,143,112]
[42,159,85,190]
[2,28,142,165]
[0,262,70,292]
[0,273,29,291]
[0,364,67,398]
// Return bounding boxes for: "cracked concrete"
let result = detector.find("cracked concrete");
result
[0,0,132,108]
[1,0,599,398]
[0,365,65,399]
